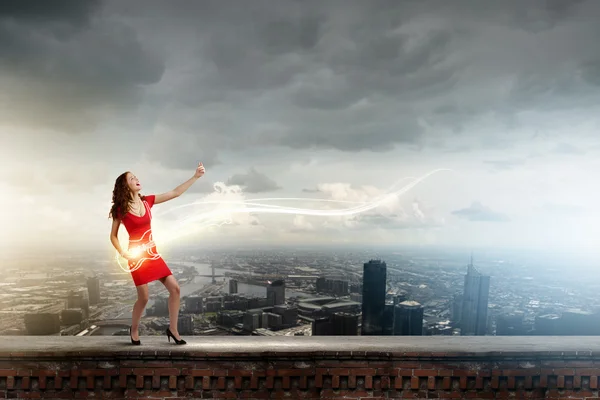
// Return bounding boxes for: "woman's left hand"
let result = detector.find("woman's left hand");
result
[194,162,205,178]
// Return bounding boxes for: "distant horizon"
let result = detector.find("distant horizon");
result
[2,241,598,267]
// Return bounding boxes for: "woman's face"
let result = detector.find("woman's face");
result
[126,172,142,194]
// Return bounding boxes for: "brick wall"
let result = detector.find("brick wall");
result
[1,336,599,399]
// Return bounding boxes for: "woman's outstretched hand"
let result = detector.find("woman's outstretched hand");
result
[194,162,205,178]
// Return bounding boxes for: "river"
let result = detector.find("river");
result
[113,262,307,320]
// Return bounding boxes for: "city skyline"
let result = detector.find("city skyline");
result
[2,1,600,256]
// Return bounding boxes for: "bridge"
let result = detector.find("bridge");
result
[196,265,224,283]
[0,336,599,399]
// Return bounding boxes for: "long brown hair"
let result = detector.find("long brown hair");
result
[108,171,146,220]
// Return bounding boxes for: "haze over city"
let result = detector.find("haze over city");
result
[1,0,600,262]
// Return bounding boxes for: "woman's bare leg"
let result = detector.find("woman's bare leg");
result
[160,275,182,339]
[131,284,149,340]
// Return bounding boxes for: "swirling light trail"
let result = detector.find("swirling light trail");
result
[116,169,451,273]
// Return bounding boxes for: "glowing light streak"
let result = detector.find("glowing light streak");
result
[115,169,451,273]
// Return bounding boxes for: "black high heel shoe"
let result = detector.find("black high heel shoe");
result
[165,328,186,345]
[129,326,141,345]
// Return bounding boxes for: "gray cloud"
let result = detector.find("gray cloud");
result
[3,0,600,170]
[552,142,586,155]
[452,202,510,222]
[187,178,217,194]
[0,0,164,132]
[226,168,282,193]
[484,159,527,171]
[145,130,222,171]
[142,0,600,168]
[0,162,110,194]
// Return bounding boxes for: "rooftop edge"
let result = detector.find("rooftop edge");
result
[1,336,599,359]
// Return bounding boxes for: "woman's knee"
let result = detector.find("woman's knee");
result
[169,284,181,296]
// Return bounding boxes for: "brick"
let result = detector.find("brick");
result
[227,369,253,376]
[190,368,212,376]
[507,376,515,389]
[329,368,350,376]
[202,376,210,390]
[132,367,154,376]
[395,368,413,376]
[410,376,419,389]
[427,376,436,390]
[442,376,451,390]
[331,375,339,389]
[348,368,375,376]
[475,376,484,389]
[555,368,575,376]
[414,369,437,377]
[576,368,599,376]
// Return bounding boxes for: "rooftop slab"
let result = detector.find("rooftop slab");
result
[0,335,599,358]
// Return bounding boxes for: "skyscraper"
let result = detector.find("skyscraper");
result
[393,301,424,335]
[267,280,285,306]
[229,279,238,294]
[460,257,490,336]
[86,276,100,305]
[361,259,387,335]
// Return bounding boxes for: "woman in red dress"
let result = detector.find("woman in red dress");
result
[109,162,205,345]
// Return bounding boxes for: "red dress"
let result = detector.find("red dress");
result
[120,195,173,286]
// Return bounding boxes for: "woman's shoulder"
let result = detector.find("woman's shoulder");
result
[143,194,156,207]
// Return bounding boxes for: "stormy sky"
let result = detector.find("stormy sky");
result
[2,0,600,257]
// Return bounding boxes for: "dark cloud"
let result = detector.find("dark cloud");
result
[0,0,99,23]
[0,0,164,132]
[145,130,222,171]
[226,168,282,193]
[452,202,510,222]
[4,0,600,167]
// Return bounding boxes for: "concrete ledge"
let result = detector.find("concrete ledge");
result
[1,335,600,358]
[1,336,600,399]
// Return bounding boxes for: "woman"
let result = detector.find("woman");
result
[109,162,205,345]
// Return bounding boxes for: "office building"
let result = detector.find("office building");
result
[267,280,285,306]
[316,277,349,296]
[460,257,490,336]
[24,313,61,335]
[229,279,238,294]
[361,259,387,335]
[332,312,359,335]
[184,296,203,313]
[393,301,424,335]
[86,276,101,305]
